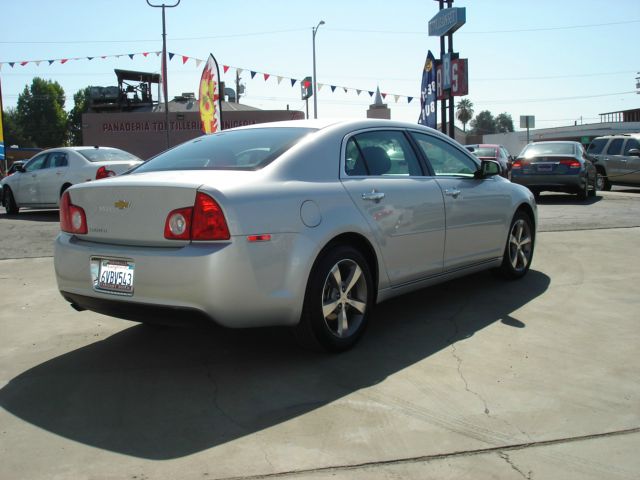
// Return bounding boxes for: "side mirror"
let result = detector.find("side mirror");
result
[474,159,501,179]
[627,148,640,157]
[15,164,26,173]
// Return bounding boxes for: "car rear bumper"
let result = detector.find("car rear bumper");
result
[54,232,308,328]
[511,173,585,191]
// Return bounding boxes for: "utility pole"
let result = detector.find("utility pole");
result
[146,0,180,149]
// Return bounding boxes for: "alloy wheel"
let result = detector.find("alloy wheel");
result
[508,219,533,272]
[321,259,368,338]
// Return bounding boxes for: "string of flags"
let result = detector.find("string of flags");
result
[0,51,415,104]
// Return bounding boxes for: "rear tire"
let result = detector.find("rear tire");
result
[294,245,374,352]
[597,169,611,191]
[577,179,588,201]
[588,174,597,198]
[498,211,534,280]
[3,187,19,215]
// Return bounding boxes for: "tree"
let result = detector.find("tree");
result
[495,112,514,133]
[15,77,68,148]
[470,110,496,135]
[2,108,33,148]
[68,87,91,146]
[456,98,474,132]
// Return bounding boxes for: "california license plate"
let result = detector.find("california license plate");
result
[92,257,135,295]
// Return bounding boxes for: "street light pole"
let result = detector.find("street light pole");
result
[146,0,180,149]
[312,20,325,119]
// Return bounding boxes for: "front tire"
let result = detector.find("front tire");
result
[3,187,19,214]
[294,245,373,352]
[498,211,534,280]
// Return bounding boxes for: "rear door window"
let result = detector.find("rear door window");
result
[606,139,624,155]
[587,138,608,154]
[344,130,423,177]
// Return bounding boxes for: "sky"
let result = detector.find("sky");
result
[1,0,638,132]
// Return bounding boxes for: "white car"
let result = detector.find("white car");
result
[2,147,142,214]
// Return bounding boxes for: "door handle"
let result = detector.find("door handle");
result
[361,191,385,202]
[56,171,64,175]
[444,188,461,198]
[620,159,628,163]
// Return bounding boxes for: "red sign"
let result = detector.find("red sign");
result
[437,58,468,99]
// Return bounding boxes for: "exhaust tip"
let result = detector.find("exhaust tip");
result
[70,303,86,312]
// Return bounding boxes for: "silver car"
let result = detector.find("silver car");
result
[54,119,537,352]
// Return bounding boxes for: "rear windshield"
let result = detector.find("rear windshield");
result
[469,147,497,158]
[587,138,608,155]
[134,127,316,173]
[77,148,141,162]
[521,143,575,157]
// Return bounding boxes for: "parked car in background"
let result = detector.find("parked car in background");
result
[2,147,142,214]
[1,161,27,204]
[586,133,640,190]
[511,141,597,200]
[465,144,511,178]
[54,119,537,352]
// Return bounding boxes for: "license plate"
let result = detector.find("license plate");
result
[536,164,553,172]
[92,257,135,295]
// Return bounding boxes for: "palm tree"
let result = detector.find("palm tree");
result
[456,98,474,132]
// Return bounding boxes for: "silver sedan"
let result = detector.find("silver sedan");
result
[54,119,537,351]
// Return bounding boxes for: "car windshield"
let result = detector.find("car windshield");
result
[77,148,141,162]
[587,138,608,155]
[470,147,497,157]
[134,127,316,172]
[522,143,575,157]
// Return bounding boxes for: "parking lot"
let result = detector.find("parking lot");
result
[1,188,639,479]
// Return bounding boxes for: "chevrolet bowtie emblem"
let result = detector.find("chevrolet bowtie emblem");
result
[114,200,130,210]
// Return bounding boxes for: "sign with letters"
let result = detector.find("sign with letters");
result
[437,58,468,99]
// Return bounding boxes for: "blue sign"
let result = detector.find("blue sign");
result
[418,51,437,129]
[428,7,466,37]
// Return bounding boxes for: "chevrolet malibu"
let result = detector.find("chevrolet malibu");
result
[54,119,537,352]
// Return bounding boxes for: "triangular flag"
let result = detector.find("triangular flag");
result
[277,76,283,85]
[60,59,68,64]
[101,56,107,59]
[263,73,270,81]
[223,65,230,73]
[330,85,337,92]
[20,61,28,66]
[87,57,94,61]
[128,54,135,60]
[368,91,374,97]
[291,78,297,87]
[182,55,189,64]
[237,68,243,76]
[9,62,15,68]
[394,95,400,103]
[343,87,348,93]
[168,52,175,60]
[407,97,413,103]
[155,51,161,56]
[35,61,41,66]
[48,60,54,65]
[250,71,257,79]
[318,83,324,91]
[356,90,362,96]
[195,59,202,68]
[143,52,149,57]
[381,93,387,99]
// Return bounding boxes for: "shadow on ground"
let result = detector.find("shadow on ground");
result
[1,209,59,222]
[0,270,550,459]
[535,193,602,206]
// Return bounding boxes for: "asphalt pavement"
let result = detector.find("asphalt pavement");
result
[0,189,639,479]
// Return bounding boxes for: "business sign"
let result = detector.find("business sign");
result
[428,7,466,37]
[418,51,437,128]
[442,53,452,90]
[199,53,223,134]
[0,78,4,164]
[437,58,468,99]
[520,115,535,129]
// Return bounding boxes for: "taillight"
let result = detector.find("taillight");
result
[559,159,581,168]
[511,159,522,169]
[192,192,230,240]
[60,191,87,234]
[163,192,230,241]
[96,166,116,179]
